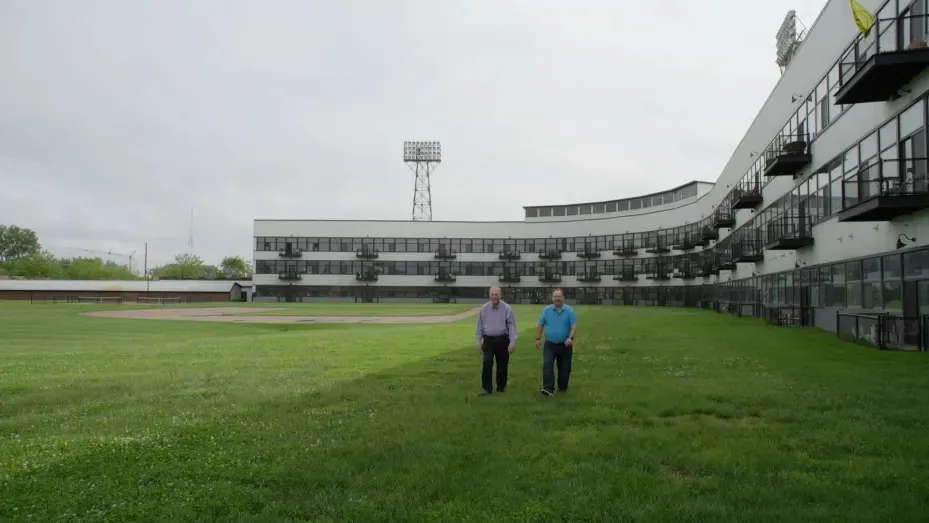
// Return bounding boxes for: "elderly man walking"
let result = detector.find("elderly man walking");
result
[535,288,577,396]
[475,286,517,396]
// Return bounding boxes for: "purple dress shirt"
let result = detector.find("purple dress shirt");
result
[475,300,518,346]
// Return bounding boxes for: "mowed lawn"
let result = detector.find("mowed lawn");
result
[2,302,929,522]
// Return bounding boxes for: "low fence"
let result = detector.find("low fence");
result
[836,312,926,351]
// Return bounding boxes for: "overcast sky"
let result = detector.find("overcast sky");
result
[0,0,828,270]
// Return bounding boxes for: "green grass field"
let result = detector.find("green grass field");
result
[2,301,929,522]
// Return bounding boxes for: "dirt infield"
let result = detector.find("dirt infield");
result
[82,307,482,324]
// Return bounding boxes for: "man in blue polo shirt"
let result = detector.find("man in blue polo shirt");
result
[534,288,577,396]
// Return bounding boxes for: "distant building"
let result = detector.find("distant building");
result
[0,279,251,303]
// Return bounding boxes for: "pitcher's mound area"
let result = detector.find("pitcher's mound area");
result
[82,307,481,324]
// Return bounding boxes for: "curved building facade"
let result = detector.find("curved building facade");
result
[253,0,929,335]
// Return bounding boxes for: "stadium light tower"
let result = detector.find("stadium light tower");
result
[404,141,441,221]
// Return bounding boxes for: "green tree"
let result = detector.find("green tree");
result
[0,225,41,261]
[152,253,206,280]
[220,256,251,279]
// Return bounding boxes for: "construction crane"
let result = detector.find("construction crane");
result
[67,247,138,275]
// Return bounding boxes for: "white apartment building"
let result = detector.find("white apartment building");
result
[253,0,929,344]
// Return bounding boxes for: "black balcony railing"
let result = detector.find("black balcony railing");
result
[764,215,814,250]
[576,247,601,258]
[539,272,562,283]
[499,250,521,260]
[278,248,303,258]
[356,248,379,259]
[732,239,763,262]
[613,243,637,256]
[538,249,562,260]
[646,262,671,280]
[434,272,456,282]
[763,133,811,177]
[577,273,601,282]
[645,239,670,254]
[499,272,521,282]
[732,181,763,209]
[673,266,696,279]
[712,209,735,229]
[613,270,637,282]
[278,272,302,281]
[837,157,929,222]
[672,234,697,251]
[356,271,379,282]
[701,226,718,241]
[835,13,929,104]
[434,247,457,259]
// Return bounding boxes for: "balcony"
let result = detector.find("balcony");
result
[278,248,303,258]
[673,266,696,280]
[701,226,718,242]
[356,248,379,259]
[434,272,456,282]
[763,133,811,177]
[434,247,457,260]
[356,271,379,282]
[645,239,670,254]
[712,209,735,229]
[646,264,671,280]
[732,183,763,210]
[671,234,697,251]
[539,272,562,283]
[764,216,814,250]
[701,263,720,277]
[499,272,521,283]
[499,250,521,261]
[612,243,637,256]
[577,273,601,282]
[716,258,736,271]
[732,239,764,263]
[834,14,929,104]
[576,246,601,258]
[538,249,562,260]
[836,158,929,222]
[613,270,637,282]
[278,272,302,281]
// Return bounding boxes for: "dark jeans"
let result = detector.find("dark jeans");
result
[482,334,510,392]
[543,341,572,392]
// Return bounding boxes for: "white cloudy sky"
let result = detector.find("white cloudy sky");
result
[0,0,827,269]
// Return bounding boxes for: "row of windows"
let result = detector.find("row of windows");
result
[257,247,929,314]
[523,183,700,218]
[258,259,709,277]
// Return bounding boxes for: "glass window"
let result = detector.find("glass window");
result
[900,99,925,138]
[904,249,929,278]
[860,131,878,161]
[880,119,898,152]
[553,207,566,216]
[862,257,881,281]
[539,207,552,217]
[883,254,903,310]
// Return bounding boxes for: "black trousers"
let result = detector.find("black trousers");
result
[543,341,573,392]
[481,334,510,392]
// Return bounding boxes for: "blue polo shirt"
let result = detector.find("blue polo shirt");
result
[538,304,576,343]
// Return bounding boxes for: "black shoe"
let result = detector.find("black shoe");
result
[541,389,554,396]
[479,390,492,396]
[558,389,567,394]
[497,388,506,393]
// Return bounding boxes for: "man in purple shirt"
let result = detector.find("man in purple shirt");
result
[475,286,518,396]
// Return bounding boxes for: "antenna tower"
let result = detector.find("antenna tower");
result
[403,141,441,221]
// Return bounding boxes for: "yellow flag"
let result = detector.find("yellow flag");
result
[850,0,875,36]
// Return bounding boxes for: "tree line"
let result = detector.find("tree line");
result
[0,224,252,280]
